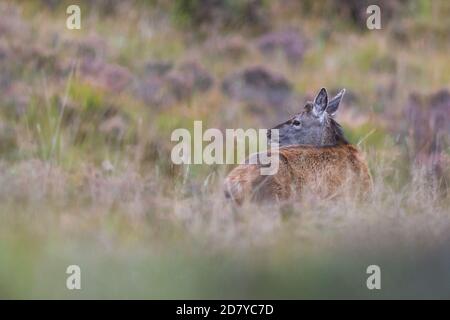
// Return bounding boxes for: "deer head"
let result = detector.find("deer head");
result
[268,88,348,147]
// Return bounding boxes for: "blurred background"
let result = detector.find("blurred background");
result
[0,0,449,298]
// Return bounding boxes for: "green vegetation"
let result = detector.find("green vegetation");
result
[0,0,449,298]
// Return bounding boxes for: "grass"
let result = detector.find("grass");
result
[0,150,449,298]
[0,0,449,299]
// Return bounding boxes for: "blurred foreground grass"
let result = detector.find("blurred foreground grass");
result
[0,156,449,299]
[0,0,449,298]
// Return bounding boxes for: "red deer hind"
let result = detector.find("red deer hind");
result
[224,88,373,204]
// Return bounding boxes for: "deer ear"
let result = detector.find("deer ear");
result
[326,89,345,116]
[313,88,328,115]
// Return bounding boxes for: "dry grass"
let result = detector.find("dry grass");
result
[0,151,449,298]
[0,1,449,298]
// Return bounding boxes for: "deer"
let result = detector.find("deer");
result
[224,88,373,205]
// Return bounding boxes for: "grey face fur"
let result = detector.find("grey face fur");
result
[268,88,346,147]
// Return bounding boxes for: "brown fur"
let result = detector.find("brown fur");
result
[224,144,373,205]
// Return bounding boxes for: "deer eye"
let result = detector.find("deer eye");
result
[292,120,301,127]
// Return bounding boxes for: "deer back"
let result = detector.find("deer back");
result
[224,144,372,204]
